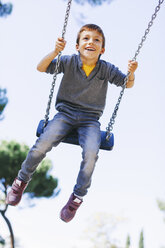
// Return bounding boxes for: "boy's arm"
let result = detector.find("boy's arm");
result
[37,38,66,72]
[126,60,138,88]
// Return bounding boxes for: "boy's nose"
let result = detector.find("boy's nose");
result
[88,39,94,44]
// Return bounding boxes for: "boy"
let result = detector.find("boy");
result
[6,24,138,222]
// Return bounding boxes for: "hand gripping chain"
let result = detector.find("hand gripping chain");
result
[43,0,72,127]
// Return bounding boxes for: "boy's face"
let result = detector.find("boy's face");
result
[76,29,105,63]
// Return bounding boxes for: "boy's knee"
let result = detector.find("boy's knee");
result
[83,149,98,162]
[33,138,54,154]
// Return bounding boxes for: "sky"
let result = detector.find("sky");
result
[0,0,165,247]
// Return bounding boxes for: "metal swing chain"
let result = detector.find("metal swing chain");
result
[44,0,72,125]
[106,0,164,140]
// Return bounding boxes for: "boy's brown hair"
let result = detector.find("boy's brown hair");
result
[76,24,105,48]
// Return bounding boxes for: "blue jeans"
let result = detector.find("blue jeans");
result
[18,108,101,197]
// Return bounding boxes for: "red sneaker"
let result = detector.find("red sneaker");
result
[60,193,83,223]
[6,178,27,206]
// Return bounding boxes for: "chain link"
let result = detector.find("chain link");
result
[106,0,164,140]
[133,0,164,61]
[44,0,72,125]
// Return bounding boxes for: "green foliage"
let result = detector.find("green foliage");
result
[84,212,125,248]
[0,140,58,198]
[157,199,165,223]
[126,235,130,248]
[139,230,144,248]
[26,159,58,197]
[0,140,58,248]
[74,0,112,6]
[158,199,165,212]
[0,235,5,245]
[0,2,13,17]
[0,140,29,185]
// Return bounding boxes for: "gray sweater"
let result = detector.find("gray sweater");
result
[46,54,126,117]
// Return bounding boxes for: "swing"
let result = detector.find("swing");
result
[36,0,164,151]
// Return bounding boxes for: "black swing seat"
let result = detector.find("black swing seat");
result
[36,120,114,151]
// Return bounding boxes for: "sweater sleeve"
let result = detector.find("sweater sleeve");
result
[46,55,69,74]
[106,62,126,87]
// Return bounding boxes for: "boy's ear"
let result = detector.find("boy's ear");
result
[100,47,105,55]
[76,43,79,51]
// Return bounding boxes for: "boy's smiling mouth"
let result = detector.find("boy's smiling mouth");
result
[85,47,96,51]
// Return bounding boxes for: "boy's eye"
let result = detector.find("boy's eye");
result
[83,37,88,40]
[95,39,100,42]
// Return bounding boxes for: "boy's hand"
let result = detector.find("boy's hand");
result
[126,60,138,88]
[55,37,66,54]
[128,60,138,73]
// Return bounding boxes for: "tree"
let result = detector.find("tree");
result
[125,235,130,248]
[0,88,8,120]
[74,0,113,5]
[157,199,165,248]
[0,0,113,19]
[83,212,125,248]
[158,199,165,221]
[0,235,5,246]
[139,230,144,248]
[0,1,12,17]
[0,140,59,248]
